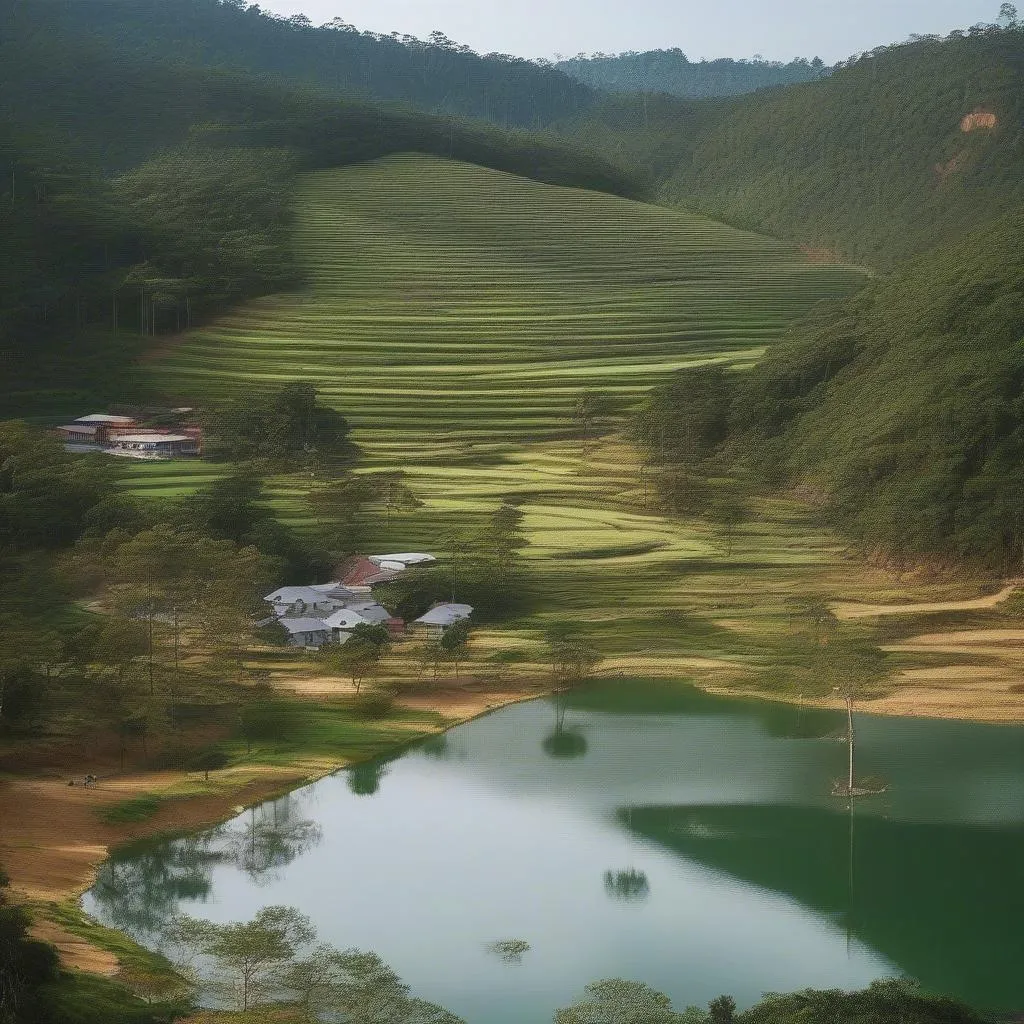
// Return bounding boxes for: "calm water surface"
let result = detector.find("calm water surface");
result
[83,681,1024,1023]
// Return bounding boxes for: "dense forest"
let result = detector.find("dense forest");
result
[617,15,1024,571]
[0,1,639,416]
[558,50,828,98]
[12,0,596,130]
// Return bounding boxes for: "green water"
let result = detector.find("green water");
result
[83,680,1024,1022]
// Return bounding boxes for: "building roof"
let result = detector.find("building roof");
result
[264,586,336,605]
[310,582,359,600]
[74,414,136,425]
[111,433,193,444]
[321,608,374,631]
[336,555,401,587]
[57,424,100,435]
[414,603,474,627]
[279,617,330,635]
[346,602,392,623]
[369,553,436,568]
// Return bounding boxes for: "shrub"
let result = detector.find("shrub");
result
[350,690,395,720]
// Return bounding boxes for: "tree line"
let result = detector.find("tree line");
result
[3,888,991,1024]
[558,50,828,99]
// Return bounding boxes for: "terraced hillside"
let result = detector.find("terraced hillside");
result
[151,154,860,440]
[141,154,955,699]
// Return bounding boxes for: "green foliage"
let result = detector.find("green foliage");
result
[554,978,699,1023]
[178,469,329,581]
[205,382,356,466]
[166,905,464,1022]
[100,795,164,825]
[553,978,991,1024]
[11,0,598,131]
[1,871,179,1024]
[735,211,1024,569]
[559,50,828,99]
[658,28,1024,267]
[633,366,737,464]
[114,145,300,319]
[350,689,396,720]
[0,422,124,551]
[168,905,315,1011]
[738,978,990,1024]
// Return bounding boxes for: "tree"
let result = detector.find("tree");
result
[206,382,355,465]
[320,637,381,694]
[281,947,465,1024]
[0,867,60,1024]
[573,390,616,439]
[479,501,527,578]
[554,979,697,1023]
[547,635,603,690]
[439,619,471,680]
[708,487,749,557]
[707,995,736,1024]
[167,905,315,1011]
[997,3,1019,27]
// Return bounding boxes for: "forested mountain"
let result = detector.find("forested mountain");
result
[0,2,638,414]
[558,50,828,98]
[13,0,597,130]
[659,27,1024,267]
[622,19,1024,571]
[733,210,1024,570]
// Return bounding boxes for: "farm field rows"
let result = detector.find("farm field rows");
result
[132,154,1023,712]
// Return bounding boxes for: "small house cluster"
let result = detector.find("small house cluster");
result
[258,552,473,648]
[56,412,202,459]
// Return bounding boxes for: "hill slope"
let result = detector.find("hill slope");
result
[659,29,1024,267]
[15,0,597,130]
[146,154,861,439]
[732,210,1024,570]
[137,152,866,679]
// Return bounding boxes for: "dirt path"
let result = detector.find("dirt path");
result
[831,581,1020,619]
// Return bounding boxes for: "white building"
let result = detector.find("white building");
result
[411,603,473,637]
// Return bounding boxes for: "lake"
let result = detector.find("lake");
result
[83,680,1024,1023]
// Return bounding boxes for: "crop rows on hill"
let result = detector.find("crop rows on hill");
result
[137,154,867,677]
[149,154,861,441]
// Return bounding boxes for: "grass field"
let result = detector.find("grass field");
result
[131,154,1022,710]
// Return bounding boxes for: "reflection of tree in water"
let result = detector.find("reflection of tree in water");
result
[603,868,650,901]
[419,733,450,759]
[223,794,323,885]
[542,693,588,759]
[90,832,222,942]
[348,759,389,796]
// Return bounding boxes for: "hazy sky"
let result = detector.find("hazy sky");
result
[257,0,999,63]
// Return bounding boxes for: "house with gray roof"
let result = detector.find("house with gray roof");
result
[264,586,349,618]
[411,603,473,637]
[278,617,332,649]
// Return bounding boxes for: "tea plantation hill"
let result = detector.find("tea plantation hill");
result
[129,153,867,682]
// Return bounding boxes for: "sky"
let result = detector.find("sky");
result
[256,0,1001,63]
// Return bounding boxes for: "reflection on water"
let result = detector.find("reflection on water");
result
[90,793,323,943]
[84,680,1024,1023]
[603,868,650,901]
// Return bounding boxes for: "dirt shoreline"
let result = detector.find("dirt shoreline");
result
[0,684,538,974]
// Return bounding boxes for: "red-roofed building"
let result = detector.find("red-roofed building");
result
[335,555,401,588]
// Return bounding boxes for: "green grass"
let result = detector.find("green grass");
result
[100,795,165,825]
[132,153,880,681]
[41,900,182,983]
